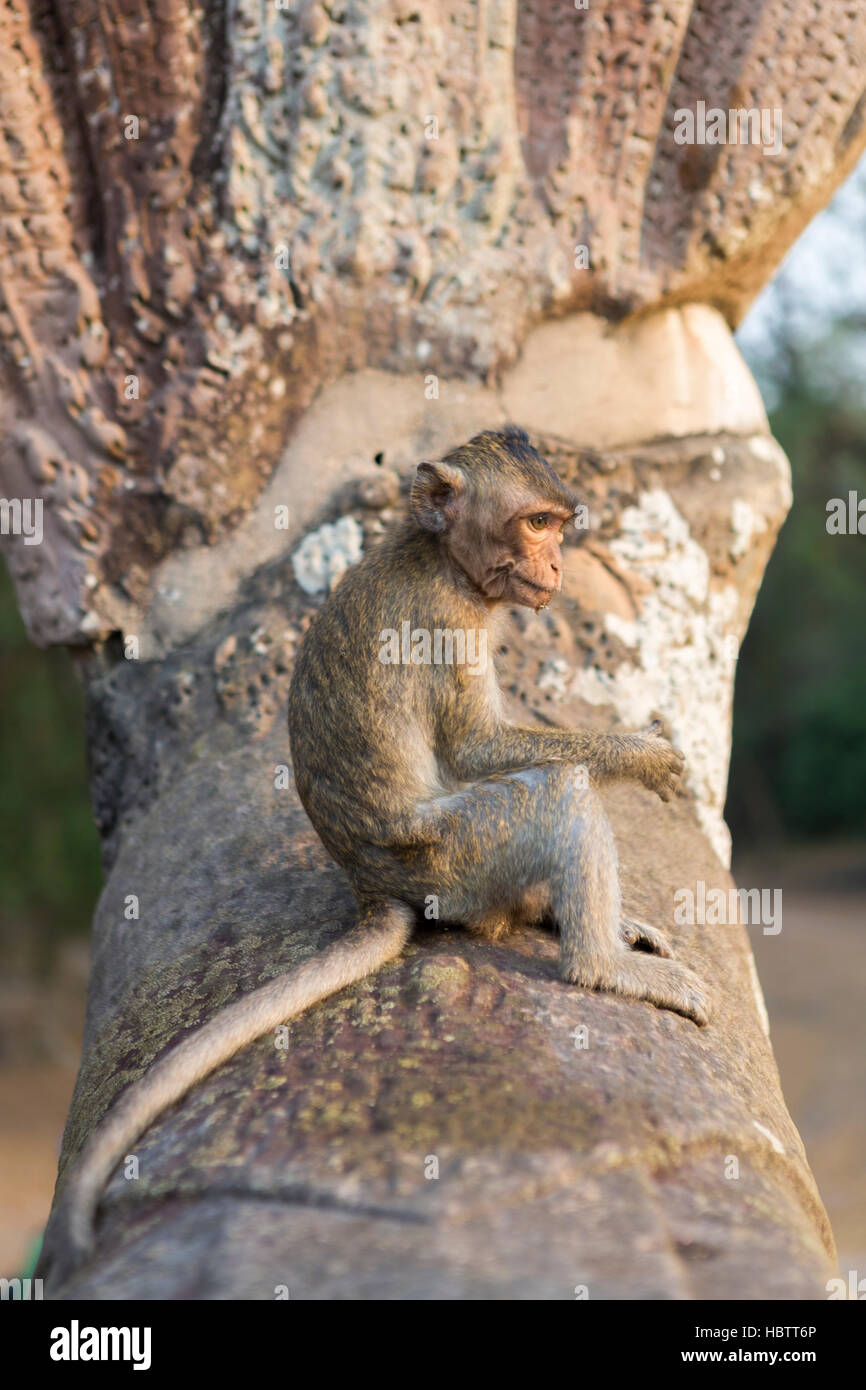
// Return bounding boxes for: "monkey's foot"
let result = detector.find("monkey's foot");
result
[465,908,513,941]
[468,887,552,939]
[620,916,671,956]
[518,883,553,927]
[562,951,711,1026]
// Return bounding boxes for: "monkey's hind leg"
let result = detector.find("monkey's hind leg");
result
[554,783,710,1024]
[409,766,709,1025]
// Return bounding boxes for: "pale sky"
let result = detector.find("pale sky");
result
[736,152,866,408]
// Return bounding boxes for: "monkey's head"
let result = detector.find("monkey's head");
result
[410,426,579,611]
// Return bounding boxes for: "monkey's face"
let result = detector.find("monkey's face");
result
[410,443,579,612]
[445,492,574,612]
[484,504,573,611]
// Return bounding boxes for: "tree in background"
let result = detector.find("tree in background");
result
[731,158,866,842]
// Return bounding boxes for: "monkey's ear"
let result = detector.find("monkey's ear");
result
[410,461,466,533]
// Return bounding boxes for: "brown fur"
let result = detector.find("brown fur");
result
[39,427,709,1288]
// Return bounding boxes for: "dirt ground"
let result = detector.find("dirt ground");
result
[739,843,866,1278]
[1,842,863,1285]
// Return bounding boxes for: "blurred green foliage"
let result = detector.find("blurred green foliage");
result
[726,382,866,842]
[0,560,102,938]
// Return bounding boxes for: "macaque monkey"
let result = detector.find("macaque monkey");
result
[41,426,709,1285]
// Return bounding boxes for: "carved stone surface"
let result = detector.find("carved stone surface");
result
[1,2,864,643]
[46,427,835,1299]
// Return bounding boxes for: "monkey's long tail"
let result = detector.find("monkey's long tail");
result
[40,904,413,1286]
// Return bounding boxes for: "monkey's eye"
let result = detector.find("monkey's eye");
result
[527,514,549,532]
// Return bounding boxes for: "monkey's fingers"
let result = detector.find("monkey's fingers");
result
[653,748,687,800]
[620,916,672,957]
[653,772,681,801]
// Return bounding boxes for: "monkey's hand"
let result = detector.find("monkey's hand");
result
[632,720,686,802]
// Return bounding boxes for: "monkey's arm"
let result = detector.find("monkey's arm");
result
[445,718,684,801]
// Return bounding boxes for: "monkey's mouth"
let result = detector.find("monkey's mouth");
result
[511,574,557,608]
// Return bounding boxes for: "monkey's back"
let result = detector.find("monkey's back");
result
[288,521,476,867]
